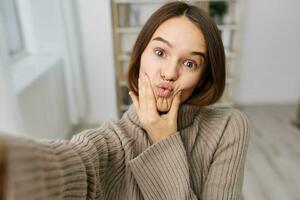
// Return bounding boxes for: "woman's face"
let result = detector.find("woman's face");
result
[139,16,207,112]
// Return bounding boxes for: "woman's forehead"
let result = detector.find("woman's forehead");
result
[150,16,207,52]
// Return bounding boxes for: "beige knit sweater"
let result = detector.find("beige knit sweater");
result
[2,103,250,200]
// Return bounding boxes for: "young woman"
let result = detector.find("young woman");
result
[0,1,250,200]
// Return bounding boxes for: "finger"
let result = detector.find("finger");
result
[168,90,182,119]
[144,73,157,115]
[128,91,140,114]
[139,73,147,114]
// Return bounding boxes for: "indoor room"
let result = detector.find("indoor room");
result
[0,0,299,199]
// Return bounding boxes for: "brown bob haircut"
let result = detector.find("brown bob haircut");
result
[127,1,225,107]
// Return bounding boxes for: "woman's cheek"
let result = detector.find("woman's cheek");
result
[143,62,161,78]
[179,80,199,99]
[140,52,156,74]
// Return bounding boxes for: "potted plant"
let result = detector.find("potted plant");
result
[209,2,228,24]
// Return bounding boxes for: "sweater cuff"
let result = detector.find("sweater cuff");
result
[3,134,87,200]
[128,132,191,200]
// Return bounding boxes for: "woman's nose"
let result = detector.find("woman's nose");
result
[161,60,179,81]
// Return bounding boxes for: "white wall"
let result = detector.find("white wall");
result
[18,64,71,139]
[0,5,24,135]
[236,0,300,104]
[77,0,118,124]
[0,0,76,139]
[0,62,71,139]
[0,65,24,134]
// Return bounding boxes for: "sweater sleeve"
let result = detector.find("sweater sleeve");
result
[128,132,199,200]
[2,126,112,200]
[201,109,250,200]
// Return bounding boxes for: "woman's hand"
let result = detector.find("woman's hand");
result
[129,73,182,144]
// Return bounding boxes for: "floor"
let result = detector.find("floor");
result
[240,104,300,200]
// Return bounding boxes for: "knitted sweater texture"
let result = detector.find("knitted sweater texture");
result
[3,103,250,200]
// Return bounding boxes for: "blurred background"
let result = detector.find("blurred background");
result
[0,0,299,199]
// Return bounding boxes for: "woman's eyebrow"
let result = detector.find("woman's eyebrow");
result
[152,36,206,59]
[191,51,206,59]
[152,36,173,48]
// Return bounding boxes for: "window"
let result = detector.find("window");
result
[1,0,25,57]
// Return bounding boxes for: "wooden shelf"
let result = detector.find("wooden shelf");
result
[119,80,127,87]
[214,101,234,107]
[121,104,130,111]
[118,54,131,61]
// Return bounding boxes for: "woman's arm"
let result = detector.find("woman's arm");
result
[0,137,6,200]
[0,125,114,200]
[201,109,250,200]
[128,131,199,200]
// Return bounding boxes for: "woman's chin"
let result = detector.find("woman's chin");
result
[156,97,172,113]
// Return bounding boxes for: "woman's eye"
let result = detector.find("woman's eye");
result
[154,48,165,57]
[183,60,197,69]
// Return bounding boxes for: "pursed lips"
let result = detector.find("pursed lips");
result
[156,82,174,97]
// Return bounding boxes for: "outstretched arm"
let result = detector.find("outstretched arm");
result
[0,126,114,200]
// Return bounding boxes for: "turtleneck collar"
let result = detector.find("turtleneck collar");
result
[125,103,203,130]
